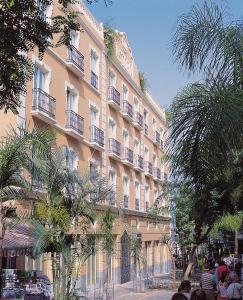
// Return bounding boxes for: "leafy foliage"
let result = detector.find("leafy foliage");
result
[139,72,147,93]
[104,23,118,59]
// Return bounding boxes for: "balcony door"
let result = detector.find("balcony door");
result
[109,70,116,87]
[109,119,116,139]
[144,147,149,162]
[134,140,140,156]
[67,89,76,112]
[123,130,129,148]
[109,169,116,190]
[123,85,128,101]
[123,176,130,196]
[153,153,157,168]
[34,65,44,91]
[90,107,99,127]
[135,181,140,201]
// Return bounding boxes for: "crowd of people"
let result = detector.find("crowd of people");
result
[171,259,243,300]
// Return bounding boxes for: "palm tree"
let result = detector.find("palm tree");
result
[0,126,54,292]
[169,1,243,277]
[28,145,112,299]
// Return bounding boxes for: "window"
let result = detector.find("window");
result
[153,153,157,167]
[64,147,78,171]
[109,70,116,87]
[90,105,99,127]
[144,147,149,161]
[123,85,128,101]
[67,88,78,112]
[70,30,79,48]
[90,160,99,177]
[154,189,158,204]
[109,119,116,139]
[34,65,45,91]
[135,181,140,199]
[134,139,140,155]
[134,97,139,111]
[123,129,129,148]
[109,169,116,191]
[123,175,130,196]
[145,186,150,204]
[90,49,99,89]
[152,118,156,131]
[144,109,148,124]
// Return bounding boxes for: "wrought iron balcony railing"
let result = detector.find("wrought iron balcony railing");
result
[135,154,143,170]
[124,195,129,208]
[91,70,98,89]
[145,161,153,176]
[67,45,84,73]
[123,147,133,164]
[109,138,121,157]
[144,123,148,135]
[90,125,104,147]
[123,101,133,119]
[135,198,140,211]
[134,111,143,128]
[66,110,84,136]
[32,88,56,118]
[109,86,120,106]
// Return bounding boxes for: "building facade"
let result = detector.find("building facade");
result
[0,0,171,291]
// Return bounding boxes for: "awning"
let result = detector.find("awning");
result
[2,224,33,257]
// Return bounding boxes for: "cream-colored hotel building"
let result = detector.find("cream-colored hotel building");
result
[0,0,171,291]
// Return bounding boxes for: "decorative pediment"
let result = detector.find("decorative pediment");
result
[115,32,134,78]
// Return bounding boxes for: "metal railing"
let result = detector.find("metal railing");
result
[91,70,98,89]
[109,86,120,106]
[135,198,140,211]
[109,138,121,157]
[144,124,148,135]
[123,147,133,164]
[124,195,129,208]
[67,45,84,73]
[135,111,143,128]
[135,154,144,170]
[32,88,56,118]
[66,110,84,135]
[90,125,104,147]
[145,161,153,176]
[123,101,133,119]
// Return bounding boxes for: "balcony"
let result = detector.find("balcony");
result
[32,88,56,123]
[133,111,143,130]
[108,86,120,110]
[90,125,104,149]
[66,45,84,77]
[152,131,160,146]
[122,147,133,166]
[124,195,129,209]
[65,110,84,139]
[122,101,133,122]
[145,201,150,212]
[144,123,148,136]
[135,198,140,211]
[109,138,121,160]
[153,167,161,181]
[144,161,153,177]
[91,70,98,90]
[134,154,143,172]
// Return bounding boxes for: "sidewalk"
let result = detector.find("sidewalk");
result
[114,281,176,300]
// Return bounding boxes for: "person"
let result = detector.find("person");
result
[227,277,242,300]
[200,269,216,300]
[235,259,242,279]
[217,271,229,300]
[214,263,219,286]
[190,289,207,300]
[218,261,229,279]
[178,280,191,299]
[171,293,188,300]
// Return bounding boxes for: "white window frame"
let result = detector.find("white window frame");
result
[122,84,129,101]
[109,69,116,88]
[144,146,149,161]
[65,82,79,113]
[32,55,51,93]
[89,102,99,127]
[70,30,80,49]
[123,128,129,148]
[109,167,117,192]
[109,118,117,139]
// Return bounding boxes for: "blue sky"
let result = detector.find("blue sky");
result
[88,0,243,109]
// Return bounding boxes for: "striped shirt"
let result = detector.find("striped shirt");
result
[201,272,214,290]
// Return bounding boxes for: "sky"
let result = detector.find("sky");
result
[87,0,243,109]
